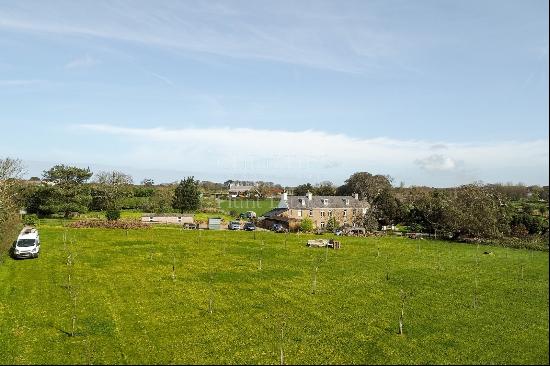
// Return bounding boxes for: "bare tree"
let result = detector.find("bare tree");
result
[0,157,25,181]
[0,157,25,252]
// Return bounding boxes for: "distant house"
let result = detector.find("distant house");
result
[261,192,370,231]
[141,213,194,225]
[228,182,260,198]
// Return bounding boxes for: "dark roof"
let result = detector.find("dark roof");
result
[279,195,370,209]
[261,208,288,219]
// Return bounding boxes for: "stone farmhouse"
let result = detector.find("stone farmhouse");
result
[262,192,370,231]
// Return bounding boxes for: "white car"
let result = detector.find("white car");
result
[13,227,40,259]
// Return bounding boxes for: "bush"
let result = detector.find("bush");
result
[300,218,314,233]
[484,235,549,251]
[68,219,149,229]
[325,217,339,232]
[23,214,39,226]
[105,209,121,221]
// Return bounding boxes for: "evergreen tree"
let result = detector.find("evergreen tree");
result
[42,165,93,217]
[173,177,201,213]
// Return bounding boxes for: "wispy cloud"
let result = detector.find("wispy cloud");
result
[0,79,46,86]
[0,1,409,74]
[150,72,174,86]
[76,124,549,186]
[65,54,100,69]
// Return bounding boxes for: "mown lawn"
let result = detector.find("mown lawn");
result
[0,223,548,364]
[219,199,280,216]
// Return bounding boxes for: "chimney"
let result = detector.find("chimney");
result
[307,191,313,201]
[354,193,359,200]
[283,192,288,201]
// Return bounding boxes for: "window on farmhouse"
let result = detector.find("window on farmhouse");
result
[328,210,333,217]
[343,210,347,217]
[320,222,325,228]
[298,210,302,217]
[309,210,313,216]
[321,211,325,217]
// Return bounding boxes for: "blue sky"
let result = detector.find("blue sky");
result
[0,0,548,186]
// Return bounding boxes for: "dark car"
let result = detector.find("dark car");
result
[271,223,287,233]
[243,222,256,231]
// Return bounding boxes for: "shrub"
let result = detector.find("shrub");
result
[23,214,39,226]
[68,219,149,229]
[105,209,121,221]
[300,218,314,233]
[325,217,339,232]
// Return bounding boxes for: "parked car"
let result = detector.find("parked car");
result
[271,223,287,233]
[182,223,198,229]
[13,226,40,259]
[243,222,256,231]
[239,211,257,219]
[228,221,241,230]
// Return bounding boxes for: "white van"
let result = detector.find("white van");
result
[13,226,40,259]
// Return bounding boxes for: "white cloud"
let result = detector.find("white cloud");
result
[65,54,100,69]
[415,154,458,171]
[76,124,549,186]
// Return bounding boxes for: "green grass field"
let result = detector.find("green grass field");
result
[219,199,280,216]
[0,222,548,364]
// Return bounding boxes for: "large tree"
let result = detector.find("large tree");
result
[294,183,314,196]
[315,181,337,196]
[42,165,93,217]
[342,172,393,204]
[93,171,133,211]
[403,188,451,235]
[443,184,510,239]
[403,184,510,239]
[145,186,175,213]
[372,188,404,226]
[173,177,201,213]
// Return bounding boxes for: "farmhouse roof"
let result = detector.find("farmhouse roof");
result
[228,185,257,193]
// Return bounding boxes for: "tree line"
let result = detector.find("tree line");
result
[3,162,203,222]
[1,157,548,250]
